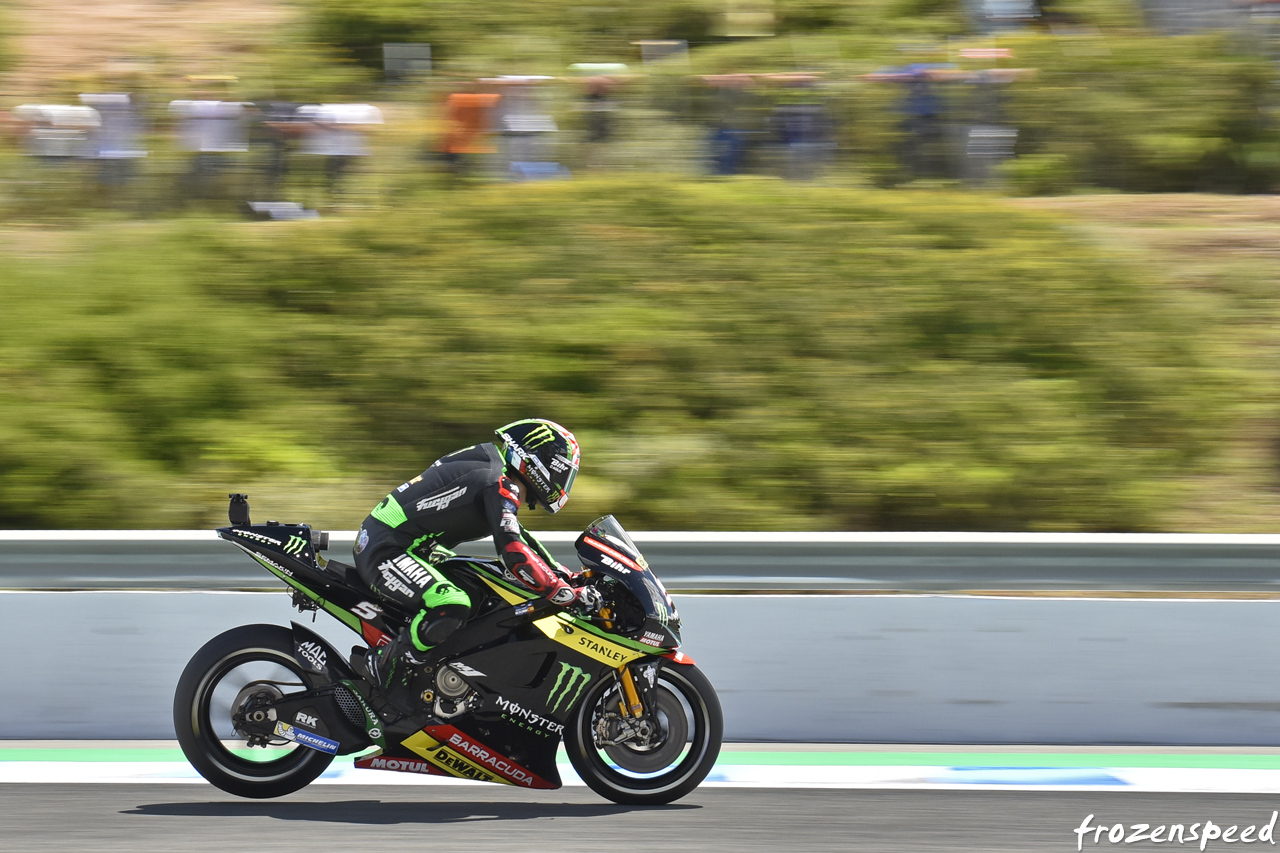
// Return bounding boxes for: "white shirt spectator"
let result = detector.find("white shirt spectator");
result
[297,103,383,157]
[12,104,100,157]
[79,94,146,159]
[168,100,248,153]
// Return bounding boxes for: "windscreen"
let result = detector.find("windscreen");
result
[575,515,680,637]
[580,515,645,566]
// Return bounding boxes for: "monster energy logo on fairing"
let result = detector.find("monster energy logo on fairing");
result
[284,535,307,556]
[546,662,592,713]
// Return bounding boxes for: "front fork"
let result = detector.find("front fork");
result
[618,665,645,719]
[597,660,662,748]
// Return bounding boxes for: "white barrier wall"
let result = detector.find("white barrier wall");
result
[4,591,1280,743]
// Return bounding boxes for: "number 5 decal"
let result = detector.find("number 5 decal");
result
[352,601,382,620]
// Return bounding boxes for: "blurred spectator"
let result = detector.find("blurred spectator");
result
[900,66,946,179]
[252,100,304,199]
[975,0,1041,31]
[703,74,755,176]
[490,76,569,181]
[12,104,100,161]
[382,42,432,81]
[79,93,147,196]
[583,77,618,145]
[636,40,689,66]
[960,69,1019,185]
[440,86,501,177]
[768,74,835,181]
[169,94,249,201]
[296,103,384,195]
[571,67,628,170]
[865,65,956,180]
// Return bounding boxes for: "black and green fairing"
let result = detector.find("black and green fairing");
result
[217,517,691,789]
[218,523,403,647]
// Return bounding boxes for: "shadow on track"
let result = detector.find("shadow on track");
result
[124,800,698,825]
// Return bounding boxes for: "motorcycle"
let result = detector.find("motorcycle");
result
[173,496,723,805]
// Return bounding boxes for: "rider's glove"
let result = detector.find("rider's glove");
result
[425,544,456,566]
[573,585,603,615]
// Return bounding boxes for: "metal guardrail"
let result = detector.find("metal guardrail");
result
[3,530,1280,590]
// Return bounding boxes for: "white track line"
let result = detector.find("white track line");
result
[8,762,1280,792]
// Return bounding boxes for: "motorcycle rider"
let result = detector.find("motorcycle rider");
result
[350,418,601,707]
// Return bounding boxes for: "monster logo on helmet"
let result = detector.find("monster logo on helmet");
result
[496,419,580,514]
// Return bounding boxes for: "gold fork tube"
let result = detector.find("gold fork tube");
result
[619,665,644,718]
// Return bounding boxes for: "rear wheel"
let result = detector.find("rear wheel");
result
[174,624,334,798]
[564,662,722,805]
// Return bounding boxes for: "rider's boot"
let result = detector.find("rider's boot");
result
[352,627,428,714]
[351,606,466,713]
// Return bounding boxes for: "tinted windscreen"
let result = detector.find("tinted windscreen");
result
[581,515,643,562]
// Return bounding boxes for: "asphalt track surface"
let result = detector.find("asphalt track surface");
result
[8,784,1280,852]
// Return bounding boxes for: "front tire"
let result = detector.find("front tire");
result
[174,624,334,798]
[565,662,722,805]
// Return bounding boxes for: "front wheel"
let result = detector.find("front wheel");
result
[564,662,722,805]
[174,624,334,798]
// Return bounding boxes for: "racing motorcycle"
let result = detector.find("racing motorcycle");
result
[173,496,722,805]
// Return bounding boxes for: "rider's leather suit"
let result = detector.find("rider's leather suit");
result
[353,442,576,651]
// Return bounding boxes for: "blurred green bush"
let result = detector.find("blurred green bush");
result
[307,0,724,69]
[1000,33,1279,193]
[998,152,1077,196]
[0,6,14,75]
[0,178,1217,530]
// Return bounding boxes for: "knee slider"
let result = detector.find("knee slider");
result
[419,615,464,646]
[411,603,468,648]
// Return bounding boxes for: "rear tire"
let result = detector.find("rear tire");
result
[565,662,722,805]
[174,624,334,798]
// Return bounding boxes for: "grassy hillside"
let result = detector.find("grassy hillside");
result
[1019,194,1280,532]
[0,178,1217,531]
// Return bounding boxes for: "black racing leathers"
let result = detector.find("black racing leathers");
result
[353,443,576,649]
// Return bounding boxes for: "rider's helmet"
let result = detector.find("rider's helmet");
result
[495,418,580,514]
